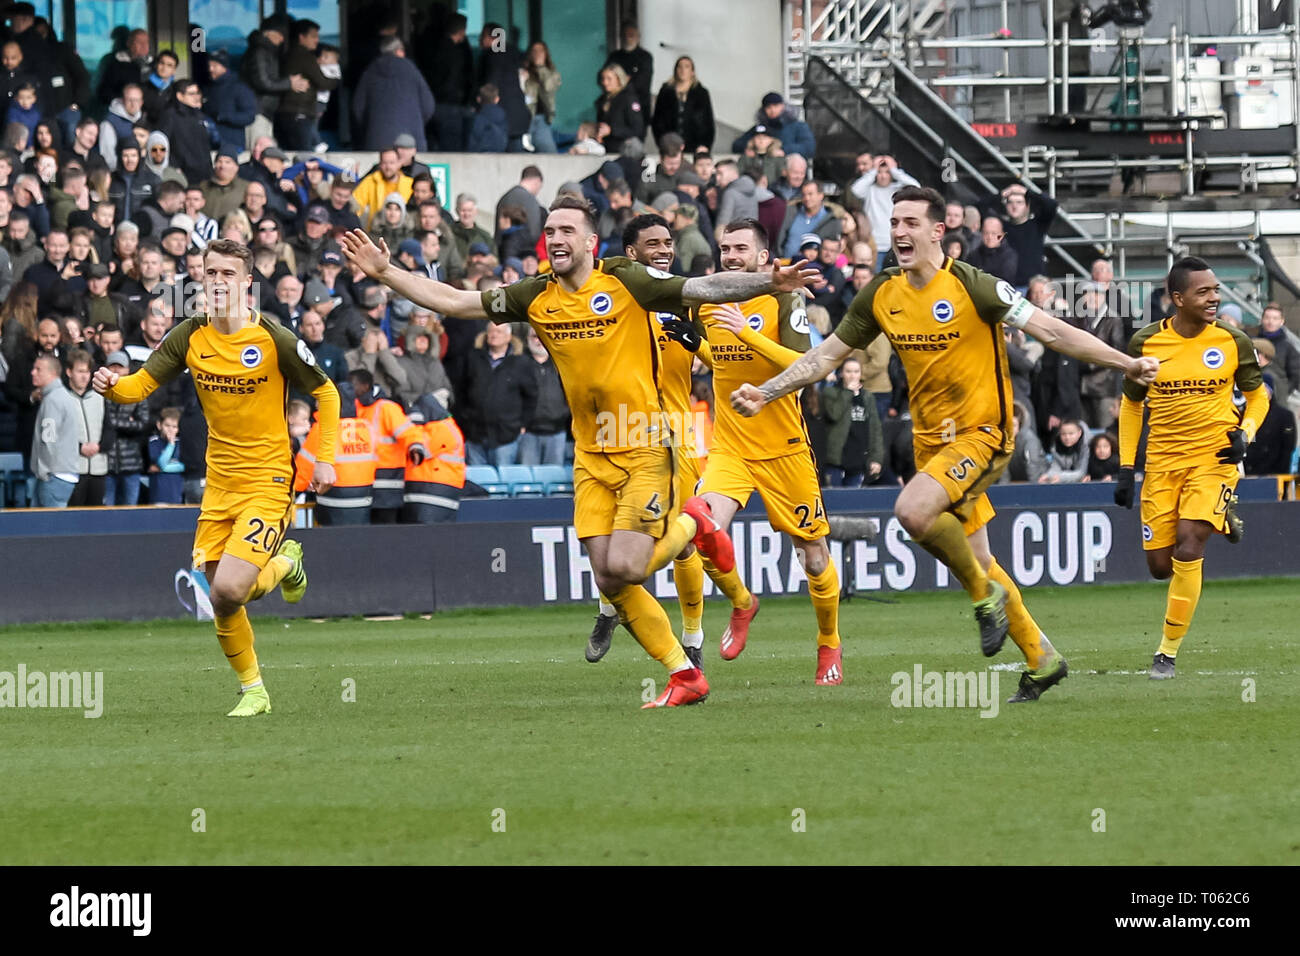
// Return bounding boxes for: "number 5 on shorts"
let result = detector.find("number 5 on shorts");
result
[947,456,977,483]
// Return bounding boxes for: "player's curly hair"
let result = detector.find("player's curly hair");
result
[203,238,254,275]
[622,213,670,253]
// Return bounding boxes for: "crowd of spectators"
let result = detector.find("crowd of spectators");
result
[0,10,1295,514]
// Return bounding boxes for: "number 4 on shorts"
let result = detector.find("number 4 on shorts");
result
[644,493,662,517]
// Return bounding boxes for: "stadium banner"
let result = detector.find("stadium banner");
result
[3,503,1296,624]
[429,501,1300,609]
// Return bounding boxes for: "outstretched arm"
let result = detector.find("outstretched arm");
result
[340,229,488,319]
[1023,308,1158,385]
[732,333,854,417]
[681,259,820,306]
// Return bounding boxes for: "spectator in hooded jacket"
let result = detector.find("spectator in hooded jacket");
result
[652,56,714,153]
[98,82,144,171]
[204,50,258,152]
[352,36,435,150]
[732,92,816,160]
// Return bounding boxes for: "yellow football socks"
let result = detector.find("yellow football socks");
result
[215,607,261,687]
[1158,557,1203,658]
[246,555,293,601]
[674,551,705,634]
[914,512,991,601]
[646,514,696,577]
[806,564,840,649]
[610,584,689,672]
[701,556,753,611]
[987,559,1048,669]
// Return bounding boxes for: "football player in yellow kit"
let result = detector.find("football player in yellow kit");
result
[1113,256,1268,679]
[93,239,339,717]
[732,185,1159,703]
[342,198,817,708]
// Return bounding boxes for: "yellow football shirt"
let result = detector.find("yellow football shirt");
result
[1122,318,1264,471]
[837,258,1019,450]
[107,313,336,492]
[482,257,688,453]
[698,293,811,460]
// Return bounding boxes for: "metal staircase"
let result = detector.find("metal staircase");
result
[785,0,950,110]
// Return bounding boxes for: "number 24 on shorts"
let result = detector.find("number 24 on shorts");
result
[794,498,825,530]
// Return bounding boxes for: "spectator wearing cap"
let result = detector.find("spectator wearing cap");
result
[289,204,335,277]
[391,133,431,181]
[315,245,353,302]
[495,165,545,246]
[467,81,508,153]
[777,180,843,261]
[107,140,161,223]
[199,146,248,222]
[738,124,785,189]
[1216,302,1244,329]
[449,193,493,263]
[296,304,348,388]
[158,225,190,269]
[79,261,139,333]
[496,203,535,262]
[733,92,816,160]
[205,51,258,153]
[394,237,429,275]
[320,278,366,351]
[273,19,339,150]
[96,28,151,109]
[100,348,151,505]
[652,55,715,154]
[369,191,414,249]
[241,15,307,145]
[354,147,412,227]
[239,145,293,217]
[353,36,436,150]
[158,79,214,186]
[594,62,645,155]
[1251,338,1291,410]
[580,159,625,217]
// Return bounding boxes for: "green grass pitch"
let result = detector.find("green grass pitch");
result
[2,578,1297,865]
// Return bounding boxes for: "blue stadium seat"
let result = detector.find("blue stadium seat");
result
[465,465,510,497]
[498,465,545,497]
[0,452,29,508]
[531,464,574,495]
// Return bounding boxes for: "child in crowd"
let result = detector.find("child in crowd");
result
[288,399,312,455]
[148,407,185,504]
[6,83,41,141]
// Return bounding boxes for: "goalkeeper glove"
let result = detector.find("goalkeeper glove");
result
[660,318,701,353]
[1114,467,1135,509]
[1215,428,1247,464]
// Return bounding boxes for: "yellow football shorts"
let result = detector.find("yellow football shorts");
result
[915,428,1012,535]
[700,448,828,541]
[1139,464,1239,550]
[192,483,295,570]
[573,445,675,539]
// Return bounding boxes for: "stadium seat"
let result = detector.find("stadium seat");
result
[0,452,28,508]
[498,465,545,497]
[531,464,574,495]
[465,464,510,497]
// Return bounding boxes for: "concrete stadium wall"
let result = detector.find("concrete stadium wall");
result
[3,501,1297,624]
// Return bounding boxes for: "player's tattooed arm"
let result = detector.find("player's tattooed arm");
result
[340,229,488,319]
[681,259,820,305]
[732,335,853,417]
